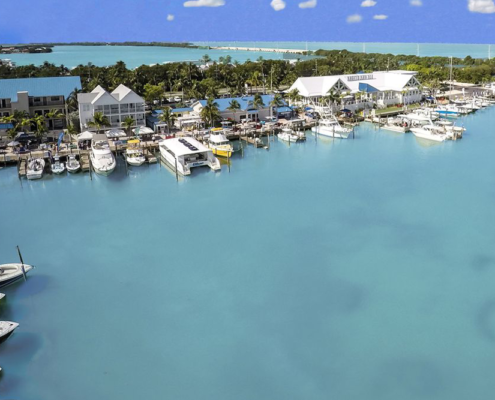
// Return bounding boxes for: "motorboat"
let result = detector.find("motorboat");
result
[90,134,116,176]
[51,154,65,174]
[26,157,45,180]
[277,128,302,143]
[434,105,465,117]
[311,115,352,139]
[0,321,19,341]
[410,124,447,142]
[208,128,234,157]
[0,263,33,288]
[0,293,5,301]
[159,137,221,176]
[381,117,410,133]
[66,154,81,173]
[125,140,146,166]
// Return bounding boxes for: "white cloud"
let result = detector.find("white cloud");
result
[167,14,175,21]
[271,0,286,11]
[468,0,495,13]
[361,0,377,7]
[347,14,363,23]
[410,0,423,6]
[183,0,225,7]
[373,14,388,19]
[299,0,317,8]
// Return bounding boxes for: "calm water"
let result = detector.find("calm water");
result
[4,42,495,69]
[1,109,495,400]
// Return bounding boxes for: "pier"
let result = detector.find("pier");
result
[210,46,305,54]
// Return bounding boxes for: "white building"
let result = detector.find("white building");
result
[289,70,422,112]
[78,84,145,132]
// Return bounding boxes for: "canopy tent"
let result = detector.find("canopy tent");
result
[77,131,93,142]
[106,129,126,139]
[135,126,154,136]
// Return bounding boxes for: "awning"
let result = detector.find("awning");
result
[135,126,154,135]
[276,106,293,113]
[106,129,126,138]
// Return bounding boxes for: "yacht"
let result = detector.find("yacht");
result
[159,137,221,176]
[0,321,19,341]
[125,140,146,166]
[51,154,65,174]
[410,124,447,142]
[67,154,81,173]
[90,134,116,176]
[0,263,34,288]
[381,117,410,133]
[208,128,234,157]
[435,120,465,139]
[278,128,302,143]
[312,115,352,139]
[26,157,45,180]
[434,104,464,117]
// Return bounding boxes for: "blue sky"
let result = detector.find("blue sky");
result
[0,0,494,44]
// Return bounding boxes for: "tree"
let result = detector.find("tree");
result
[87,112,110,134]
[287,89,302,106]
[66,123,78,142]
[158,107,177,134]
[31,115,47,139]
[252,93,265,109]
[227,99,241,121]
[269,94,284,119]
[202,54,212,66]
[200,98,221,128]
[46,108,65,130]
[122,116,136,136]
[324,89,340,111]
[143,83,165,106]
[247,71,263,94]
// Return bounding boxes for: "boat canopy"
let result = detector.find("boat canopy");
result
[77,131,93,142]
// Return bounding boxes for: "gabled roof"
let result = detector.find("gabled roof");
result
[111,84,132,101]
[0,76,82,102]
[196,95,284,112]
[78,84,144,105]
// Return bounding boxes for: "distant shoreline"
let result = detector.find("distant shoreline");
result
[0,42,204,49]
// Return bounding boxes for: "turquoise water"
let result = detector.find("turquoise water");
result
[4,42,495,69]
[1,109,495,399]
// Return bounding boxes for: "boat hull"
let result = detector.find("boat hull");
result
[311,126,351,139]
[212,148,233,158]
[0,264,34,288]
[411,129,446,142]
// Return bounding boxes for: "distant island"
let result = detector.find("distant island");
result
[5,42,205,49]
[0,45,53,54]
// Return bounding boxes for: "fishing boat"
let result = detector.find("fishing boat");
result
[311,115,352,139]
[51,154,65,174]
[26,157,45,180]
[380,117,411,133]
[410,124,447,142]
[277,128,301,143]
[0,263,33,288]
[90,134,116,176]
[434,104,465,117]
[208,128,234,157]
[125,140,146,166]
[67,154,81,173]
[0,321,19,341]
[159,137,221,176]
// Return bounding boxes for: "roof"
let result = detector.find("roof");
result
[78,84,144,105]
[160,137,211,156]
[172,107,193,113]
[0,76,82,102]
[276,106,293,113]
[197,95,284,112]
[289,71,419,97]
[0,123,14,129]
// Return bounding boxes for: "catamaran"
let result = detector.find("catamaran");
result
[312,115,352,139]
[90,134,116,176]
[159,137,221,176]
[26,157,45,180]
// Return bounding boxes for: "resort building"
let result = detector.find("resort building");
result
[191,95,292,123]
[0,76,82,132]
[78,84,145,132]
[289,70,422,112]
[146,107,198,133]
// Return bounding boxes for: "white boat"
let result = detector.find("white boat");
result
[311,115,352,139]
[277,128,301,143]
[381,117,410,133]
[125,140,146,166]
[0,263,33,288]
[0,321,19,340]
[434,105,465,117]
[410,124,447,142]
[90,134,116,176]
[159,137,221,176]
[0,293,5,301]
[26,158,45,180]
[51,154,65,174]
[67,154,81,173]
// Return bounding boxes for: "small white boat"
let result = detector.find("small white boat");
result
[0,263,33,288]
[411,124,447,142]
[0,321,19,340]
[90,135,116,176]
[51,154,65,174]
[125,140,146,166]
[26,158,45,180]
[0,293,5,301]
[67,154,81,173]
[312,115,352,139]
[381,117,410,133]
[277,128,301,143]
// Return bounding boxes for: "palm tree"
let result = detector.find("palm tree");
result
[31,115,47,139]
[46,109,65,131]
[158,107,177,134]
[122,116,135,136]
[201,54,212,66]
[248,71,263,94]
[287,89,302,106]
[252,93,265,109]
[87,112,110,134]
[324,89,341,111]
[227,99,241,121]
[66,123,78,142]
[269,94,284,119]
[200,98,221,128]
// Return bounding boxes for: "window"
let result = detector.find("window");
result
[51,96,60,101]
[83,104,90,112]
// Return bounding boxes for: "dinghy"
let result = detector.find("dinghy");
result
[67,154,81,173]
[51,154,66,174]
[0,321,19,341]
[26,157,45,180]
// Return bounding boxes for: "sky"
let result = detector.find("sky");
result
[0,0,495,44]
